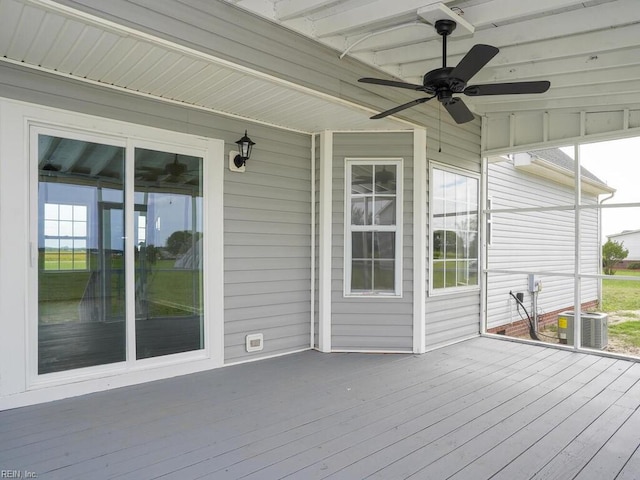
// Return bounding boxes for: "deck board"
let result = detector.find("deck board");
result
[1,337,639,480]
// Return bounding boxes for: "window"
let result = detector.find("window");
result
[345,159,402,296]
[43,203,88,270]
[431,165,479,291]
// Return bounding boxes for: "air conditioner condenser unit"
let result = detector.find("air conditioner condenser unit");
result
[557,311,608,349]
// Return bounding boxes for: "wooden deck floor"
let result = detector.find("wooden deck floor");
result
[2,337,640,479]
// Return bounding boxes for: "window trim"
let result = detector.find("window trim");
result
[344,158,403,297]
[429,162,480,296]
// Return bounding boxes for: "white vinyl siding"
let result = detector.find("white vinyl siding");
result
[486,159,600,330]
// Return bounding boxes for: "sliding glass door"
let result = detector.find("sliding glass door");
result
[38,135,126,374]
[134,148,203,359]
[36,131,205,375]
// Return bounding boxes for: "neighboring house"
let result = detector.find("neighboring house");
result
[486,148,615,336]
[607,229,640,267]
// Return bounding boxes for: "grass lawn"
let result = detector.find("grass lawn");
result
[601,270,640,311]
[601,270,640,354]
[608,321,640,348]
[39,257,200,322]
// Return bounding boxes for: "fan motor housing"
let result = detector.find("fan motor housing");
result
[434,19,457,37]
[423,67,466,98]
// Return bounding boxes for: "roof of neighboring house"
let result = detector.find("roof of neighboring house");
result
[505,147,616,196]
[529,148,607,185]
[608,229,640,238]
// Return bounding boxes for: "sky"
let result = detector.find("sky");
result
[560,137,640,241]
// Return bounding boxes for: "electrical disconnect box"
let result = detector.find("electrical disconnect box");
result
[528,274,542,292]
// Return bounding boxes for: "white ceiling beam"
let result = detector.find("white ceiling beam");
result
[469,91,640,114]
[404,63,640,96]
[312,0,453,37]
[460,0,616,28]
[469,52,640,86]
[275,0,341,21]
[373,0,640,65]
[398,23,640,79]
[471,78,640,105]
[232,0,277,20]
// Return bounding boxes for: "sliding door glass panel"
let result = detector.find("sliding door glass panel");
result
[38,135,125,374]
[134,148,204,359]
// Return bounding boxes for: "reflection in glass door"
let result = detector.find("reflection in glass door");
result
[38,135,126,374]
[134,148,204,359]
[37,132,206,375]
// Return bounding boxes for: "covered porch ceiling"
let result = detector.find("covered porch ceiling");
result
[3,0,640,153]
[0,0,418,134]
[222,0,640,152]
[223,0,640,116]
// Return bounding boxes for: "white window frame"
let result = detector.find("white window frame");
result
[344,158,403,297]
[429,162,480,296]
[42,202,89,271]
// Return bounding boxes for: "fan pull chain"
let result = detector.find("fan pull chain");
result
[438,103,442,153]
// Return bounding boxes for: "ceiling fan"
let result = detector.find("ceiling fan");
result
[136,154,197,183]
[359,19,550,124]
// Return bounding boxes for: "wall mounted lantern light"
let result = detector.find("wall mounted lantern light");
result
[233,130,256,168]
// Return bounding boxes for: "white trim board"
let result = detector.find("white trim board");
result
[317,131,333,353]
[413,128,427,354]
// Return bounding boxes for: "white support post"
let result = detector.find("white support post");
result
[318,131,333,353]
[413,128,427,354]
[573,143,582,350]
[480,154,488,335]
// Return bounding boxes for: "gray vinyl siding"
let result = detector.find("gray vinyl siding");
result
[425,129,482,351]
[332,132,414,352]
[224,129,312,362]
[486,160,600,330]
[0,62,312,364]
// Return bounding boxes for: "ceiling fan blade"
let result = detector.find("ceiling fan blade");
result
[370,96,434,119]
[449,44,499,84]
[464,81,551,96]
[443,98,475,124]
[359,77,424,91]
